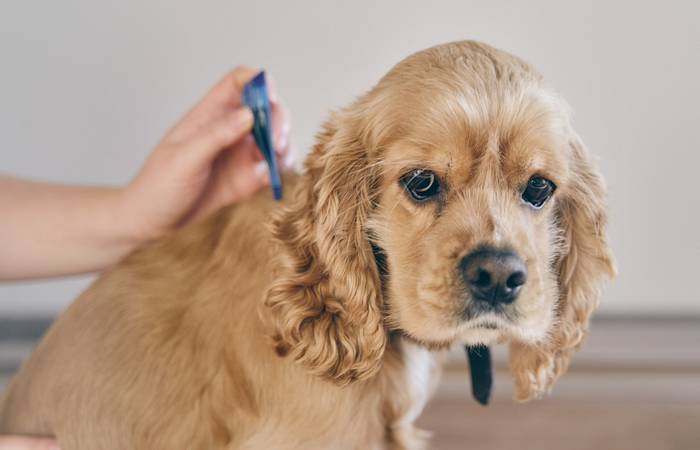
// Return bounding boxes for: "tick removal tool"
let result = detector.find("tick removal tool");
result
[242,71,283,200]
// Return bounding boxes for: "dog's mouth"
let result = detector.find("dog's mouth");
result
[459,308,550,347]
[465,316,510,333]
[462,299,514,320]
[394,312,516,350]
[462,302,513,326]
[458,311,518,343]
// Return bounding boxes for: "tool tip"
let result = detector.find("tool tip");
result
[272,184,283,201]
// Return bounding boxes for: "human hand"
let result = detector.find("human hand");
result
[121,67,293,242]
[0,435,59,450]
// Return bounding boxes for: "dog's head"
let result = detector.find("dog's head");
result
[265,41,614,400]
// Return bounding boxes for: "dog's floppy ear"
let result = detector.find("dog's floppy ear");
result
[510,131,616,401]
[264,109,386,385]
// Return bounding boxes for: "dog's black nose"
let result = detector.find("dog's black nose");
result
[460,248,527,305]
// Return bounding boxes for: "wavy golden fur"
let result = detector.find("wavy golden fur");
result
[1,41,614,448]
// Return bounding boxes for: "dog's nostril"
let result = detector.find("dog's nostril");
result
[506,271,527,289]
[473,269,492,288]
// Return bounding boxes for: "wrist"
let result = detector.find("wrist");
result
[111,187,154,255]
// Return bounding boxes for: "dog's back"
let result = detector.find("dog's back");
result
[0,187,284,448]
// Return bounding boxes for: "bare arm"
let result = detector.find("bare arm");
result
[0,436,58,450]
[0,177,137,280]
[0,67,292,281]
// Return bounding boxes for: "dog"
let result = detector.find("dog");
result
[0,40,615,449]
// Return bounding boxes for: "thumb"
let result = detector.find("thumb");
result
[179,107,254,170]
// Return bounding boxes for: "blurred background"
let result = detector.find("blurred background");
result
[1,1,698,449]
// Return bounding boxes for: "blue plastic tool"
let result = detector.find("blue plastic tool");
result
[242,71,283,200]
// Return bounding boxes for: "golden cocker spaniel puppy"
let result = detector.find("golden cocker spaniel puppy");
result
[0,41,614,449]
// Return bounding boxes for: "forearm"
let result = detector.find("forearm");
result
[0,176,143,280]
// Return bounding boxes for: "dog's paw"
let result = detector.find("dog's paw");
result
[387,425,432,450]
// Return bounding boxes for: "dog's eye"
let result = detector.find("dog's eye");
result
[522,176,556,208]
[400,169,441,202]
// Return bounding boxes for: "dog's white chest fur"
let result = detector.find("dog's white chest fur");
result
[400,341,437,425]
[380,339,444,449]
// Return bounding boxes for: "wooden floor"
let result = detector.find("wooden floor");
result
[2,316,699,449]
[420,317,700,450]
[420,371,700,450]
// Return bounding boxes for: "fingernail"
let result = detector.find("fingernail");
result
[266,74,279,103]
[283,144,296,170]
[254,160,269,181]
[274,129,289,152]
[237,107,254,127]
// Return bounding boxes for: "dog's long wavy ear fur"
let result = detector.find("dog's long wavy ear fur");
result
[510,131,616,401]
[264,109,386,385]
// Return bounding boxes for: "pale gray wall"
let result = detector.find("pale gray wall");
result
[1,0,698,316]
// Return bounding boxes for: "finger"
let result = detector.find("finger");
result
[279,134,297,172]
[265,73,279,104]
[240,136,264,162]
[168,67,260,142]
[251,160,271,188]
[0,435,60,450]
[270,100,291,155]
[227,159,271,202]
[191,66,260,115]
[185,148,269,223]
[219,143,271,200]
[177,107,254,170]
